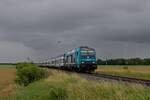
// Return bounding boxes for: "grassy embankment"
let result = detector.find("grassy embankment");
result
[1,70,150,100]
[96,65,150,80]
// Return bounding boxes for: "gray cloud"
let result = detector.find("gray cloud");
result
[0,0,150,62]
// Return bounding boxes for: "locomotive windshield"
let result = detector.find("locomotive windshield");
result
[81,50,95,56]
[80,47,96,56]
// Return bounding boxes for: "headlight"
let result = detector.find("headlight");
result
[92,62,95,63]
[82,62,84,64]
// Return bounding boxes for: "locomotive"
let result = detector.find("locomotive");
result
[40,46,97,73]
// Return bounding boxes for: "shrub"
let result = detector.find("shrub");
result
[15,62,48,86]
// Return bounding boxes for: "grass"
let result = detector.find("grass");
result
[96,65,150,80]
[1,70,149,100]
[0,65,15,69]
[0,68,150,100]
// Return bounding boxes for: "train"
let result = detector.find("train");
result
[39,46,97,73]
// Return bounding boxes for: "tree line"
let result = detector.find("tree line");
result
[97,58,150,65]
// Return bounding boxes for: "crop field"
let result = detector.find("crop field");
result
[96,65,150,80]
[0,65,16,96]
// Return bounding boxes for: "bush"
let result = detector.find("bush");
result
[16,62,33,70]
[15,62,49,86]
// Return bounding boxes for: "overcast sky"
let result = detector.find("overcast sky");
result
[0,0,150,63]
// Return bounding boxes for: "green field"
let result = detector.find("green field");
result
[0,70,150,100]
[96,65,150,80]
[0,65,15,69]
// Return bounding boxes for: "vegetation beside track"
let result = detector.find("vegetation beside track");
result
[1,70,150,100]
[96,65,150,80]
[0,64,150,100]
[15,63,49,86]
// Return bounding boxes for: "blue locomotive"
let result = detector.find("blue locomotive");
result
[40,46,97,73]
[64,46,97,72]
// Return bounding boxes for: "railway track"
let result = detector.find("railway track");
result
[82,73,150,87]
[55,70,150,87]
[39,66,150,87]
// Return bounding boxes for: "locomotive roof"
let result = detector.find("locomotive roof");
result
[65,46,95,51]
[79,46,95,50]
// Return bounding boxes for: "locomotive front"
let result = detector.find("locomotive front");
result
[79,46,97,72]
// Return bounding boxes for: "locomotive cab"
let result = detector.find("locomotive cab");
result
[79,46,97,72]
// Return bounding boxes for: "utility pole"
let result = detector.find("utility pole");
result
[123,44,128,65]
[123,44,128,58]
[105,57,108,65]
[27,57,33,63]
